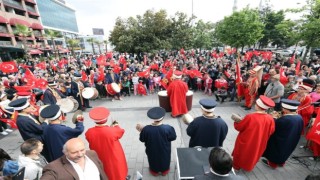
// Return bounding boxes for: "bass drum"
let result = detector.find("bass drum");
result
[82,87,99,99]
[105,83,120,95]
[57,98,75,113]
[69,97,79,112]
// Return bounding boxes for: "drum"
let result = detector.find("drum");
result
[105,83,120,95]
[57,98,75,113]
[182,113,194,125]
[186,90,193,111]
[158,90,171,112]
[69,97,79,112]
[82,87,99,99]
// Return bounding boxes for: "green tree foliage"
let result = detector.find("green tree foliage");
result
[67,39,80,56]
[215,8,264,50]
[45,29,62,57]
[110,10,199,53]
[192,20,215,50]
[169,12,194,50]
[14,24,32,52]
[275,20,300,47]
[259,9,286,48]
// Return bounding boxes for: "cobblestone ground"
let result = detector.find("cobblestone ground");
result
[0,91,318,179]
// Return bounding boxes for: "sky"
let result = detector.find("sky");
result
[66,0,306,37]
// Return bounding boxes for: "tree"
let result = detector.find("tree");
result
[296,0,320,61]
[67,39,80,56]
[275,20,300,48]
[14,24,32,52]
[103,40,108,52]
[215,8,265,51]
[258,9,286,48]
[45,29,62,57]
[94,40,104,54]
[192,20,215,50]
[169,12,194,50]
[87,38,96,54]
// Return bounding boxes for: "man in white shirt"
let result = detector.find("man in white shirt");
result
[41,138,107,180]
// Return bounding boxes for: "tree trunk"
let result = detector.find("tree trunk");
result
[52,38,58,59]
[91,43,95,54]
[98,44,101,54]
[241,46,244,53]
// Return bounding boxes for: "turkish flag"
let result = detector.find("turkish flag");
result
[279,67,288,85]
[24,68,36,86]
[289,53,296,64]
[19,63,31,69]
[219,52,225,58]
[81,70,88,81]
[163,60,171,68]
[296,60,301,75]
[113,65,121,74]
[160,68,167,74]
[150,64,159,71]
[36,61,46,70]
[35,78,48,89]
[188,70,202,79]
[14,85,33,92]
[211,51,219,59]
[106,52,113,59]
[119,56,126,64]
[97,67,105,82]
[306,112,320,145]
[236,57,244,97]
[180,48,185,55]
[50,62,57,72]
[84,60,91,67]
[138,69,150,78]
[0,61,18,73]
[245,51,253,61]
[97,55,106,65]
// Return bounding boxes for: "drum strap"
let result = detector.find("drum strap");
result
[48,88,61,100]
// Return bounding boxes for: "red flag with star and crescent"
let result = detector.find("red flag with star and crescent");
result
[36,61,46,70]
[35,78,48,89]
[306,112,320,145]
[24,68,36,86]
[0,61,18,73]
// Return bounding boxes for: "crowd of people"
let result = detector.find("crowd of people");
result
[0,49,319,179]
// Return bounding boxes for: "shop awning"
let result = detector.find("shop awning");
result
[10,18,31,27]
[31,23,43,30]
[24,0,36,4]
[28,49,43,55]
[0,33,13,37]
[27,11,39,17]
[0,16,8,24]
[17,36,35,41]
[58,48,70,53]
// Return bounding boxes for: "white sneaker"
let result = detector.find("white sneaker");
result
[5,129,12,132]
[1,131,8,135]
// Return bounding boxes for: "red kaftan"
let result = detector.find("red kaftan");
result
[232,113,275,171]
[288,93,314,128]
[85,125,127,180]
[167,79,188,117]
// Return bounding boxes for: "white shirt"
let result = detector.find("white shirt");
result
[67,155,100,180]
[132,76,140,85]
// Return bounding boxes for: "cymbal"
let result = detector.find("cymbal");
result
[72,110,83,124]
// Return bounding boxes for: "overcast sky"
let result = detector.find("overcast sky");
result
[66,0,306,37]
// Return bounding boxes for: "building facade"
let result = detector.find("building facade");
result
[0,0,46,59]
[37,0,78,34]
[78,35,106,55]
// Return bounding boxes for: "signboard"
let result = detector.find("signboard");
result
[92,28,104,35]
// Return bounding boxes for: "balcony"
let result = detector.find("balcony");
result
[3,0,24,11]
[0,40,13,47]
[25,5,36,13]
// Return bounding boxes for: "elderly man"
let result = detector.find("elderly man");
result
[41,138,107,180]
[264,74,284,111]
